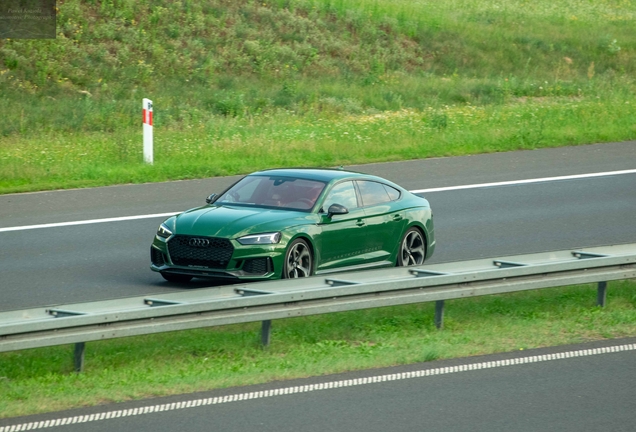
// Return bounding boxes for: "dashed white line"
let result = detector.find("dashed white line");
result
[1,168,635,233]
[1,343,634,431]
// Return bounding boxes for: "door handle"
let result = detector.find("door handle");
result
[356,220,365,227]
[393,214,403,221]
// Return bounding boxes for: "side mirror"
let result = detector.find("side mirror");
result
[206,193,217,204]
[327,203,349,218]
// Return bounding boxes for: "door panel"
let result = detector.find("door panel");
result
[361,203,406,261]
[356,181,406,262]
[316,181,368,270]
[316,208,369,269]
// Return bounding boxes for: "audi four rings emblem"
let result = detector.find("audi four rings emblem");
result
[189,238,210,247]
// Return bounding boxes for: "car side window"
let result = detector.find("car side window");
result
[321,181,358,211]
[357,180,393,207]
[383,184,401,201]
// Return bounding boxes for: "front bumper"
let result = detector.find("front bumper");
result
[150,234,285,280]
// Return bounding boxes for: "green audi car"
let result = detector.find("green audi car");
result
[150,168,435,282]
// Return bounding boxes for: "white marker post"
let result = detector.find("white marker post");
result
[142,98,153,164]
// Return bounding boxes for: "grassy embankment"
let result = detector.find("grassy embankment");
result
[1,0,635,419]
[0,0,635,194]
[1,281,636,418]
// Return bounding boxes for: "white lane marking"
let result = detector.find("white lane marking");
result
[1,343,634,431]
[411,168,636,194]
[1,168,635,233]
[0,213,179,233]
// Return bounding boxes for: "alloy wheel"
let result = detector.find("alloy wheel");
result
[398,228,425,266]
[284,239,312,278]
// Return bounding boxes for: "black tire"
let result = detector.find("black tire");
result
[283,238,313,278]
[160,272,193,283]
[397,227,426,266]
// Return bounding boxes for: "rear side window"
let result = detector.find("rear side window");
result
[357,181,400,207]
[383,184,401,201]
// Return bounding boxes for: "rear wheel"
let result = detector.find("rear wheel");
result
[160,272,193,283]
[397,228,426,266]
[283,239,313,278]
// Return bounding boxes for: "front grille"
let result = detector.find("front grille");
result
[243,257,272,275]
[150,247,166,266]
[167,235,233,268]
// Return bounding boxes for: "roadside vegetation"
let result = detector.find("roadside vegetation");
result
[0,0,635,193]
[1,0,635,419]
[1,281,636,418]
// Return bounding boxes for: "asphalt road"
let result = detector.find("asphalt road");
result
[0,141,635,311]
[2,338,635,431]
[1,142,635,429]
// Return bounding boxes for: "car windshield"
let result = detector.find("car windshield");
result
[216,175,326,211]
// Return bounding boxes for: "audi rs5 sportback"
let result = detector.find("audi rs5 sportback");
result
[150,168,434,282]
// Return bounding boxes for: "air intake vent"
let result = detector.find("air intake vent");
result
[243,257,272,275]
[150,247,166,266]
[167,235,233,268]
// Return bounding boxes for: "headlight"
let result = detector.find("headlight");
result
[237,232,281,245]
[156,223,173,239]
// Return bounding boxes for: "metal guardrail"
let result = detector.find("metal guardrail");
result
[1,243,636,371]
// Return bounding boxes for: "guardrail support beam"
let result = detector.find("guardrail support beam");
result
[435,300,445,329]
[597,281,608,307]
[2,244,635,356]
[261,320,272,347]
[74,342,85,373]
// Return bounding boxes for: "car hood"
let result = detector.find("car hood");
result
[173,205,313,238]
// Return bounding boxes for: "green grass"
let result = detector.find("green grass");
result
[1,0,635,193]
[1,280,636,418]
[1,0,635,418]
[1,96,635,193]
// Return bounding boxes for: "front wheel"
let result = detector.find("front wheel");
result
[397,228,426,266]
[283,238,313,278]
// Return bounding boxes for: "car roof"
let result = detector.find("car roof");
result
[249,168,370,183]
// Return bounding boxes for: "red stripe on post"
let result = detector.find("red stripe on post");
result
[149,111,153,126]
[143,109,147,124]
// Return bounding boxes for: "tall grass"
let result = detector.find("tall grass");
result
[1,95,634,193]
[0,0,634,193]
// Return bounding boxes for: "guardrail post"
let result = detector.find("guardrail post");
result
[434,300,445,329]
[261,320,272,347]
[74,342,85,372]
[597,281,608,307]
